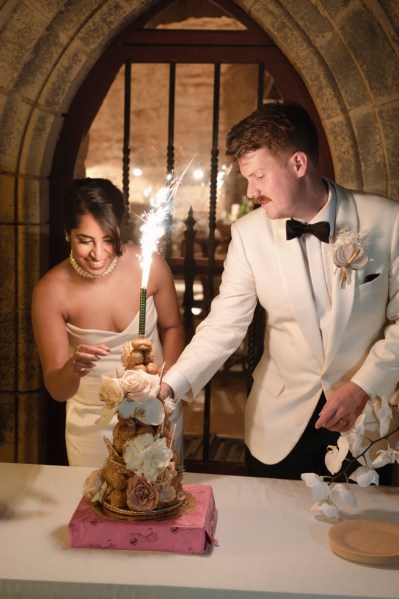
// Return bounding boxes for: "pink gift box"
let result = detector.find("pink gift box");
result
[69,484,217,554]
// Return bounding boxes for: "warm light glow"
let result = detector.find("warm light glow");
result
[217,169,225,190]
[193,168,204,181]
[132,167,143,177]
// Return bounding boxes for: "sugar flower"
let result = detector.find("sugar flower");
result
[119,370,160,402]
[156,462,178,503]
[126,475,160,512]
[118,395,164,425]
[95,376,124,425]
[124,433,173,482]
[96,369,162,426]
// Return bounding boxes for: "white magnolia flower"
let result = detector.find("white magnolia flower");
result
[325,436,350,475]
[349,466,379,487]
[330,483,357,507]
[124,433,173,483]
[303,398,398,519]
[311,501,339,519]
[301,473,329,501]
[344,413,366,457]
[373,396,393,437]
[372,445,399,468]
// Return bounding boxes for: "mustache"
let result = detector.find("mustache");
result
[253,196,270,205]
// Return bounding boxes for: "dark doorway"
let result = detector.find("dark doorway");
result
[47,0,334,469]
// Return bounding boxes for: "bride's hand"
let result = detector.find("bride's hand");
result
[72,344,110,377]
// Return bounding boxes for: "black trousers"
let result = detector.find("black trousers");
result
[246,393,392,485]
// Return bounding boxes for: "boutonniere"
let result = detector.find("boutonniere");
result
[331,227,368,288]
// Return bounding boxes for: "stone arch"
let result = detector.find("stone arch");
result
[0,0,398,462]
[247,0,399,197]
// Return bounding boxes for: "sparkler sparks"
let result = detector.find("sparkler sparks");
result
[137,159,194,336]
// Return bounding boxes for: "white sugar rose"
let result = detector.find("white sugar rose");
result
[120,370,160,403]
[99,376,124,407]
[95,376,124,425]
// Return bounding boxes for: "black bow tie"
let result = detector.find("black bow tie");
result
[286,219,330,244]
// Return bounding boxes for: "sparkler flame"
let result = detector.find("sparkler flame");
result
[137,159,194,336]
[138,159,194,288]
[139,198,169,288]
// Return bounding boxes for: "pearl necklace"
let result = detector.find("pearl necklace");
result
[69,251,118,280]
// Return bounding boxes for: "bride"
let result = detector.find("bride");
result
[32,178,185,467]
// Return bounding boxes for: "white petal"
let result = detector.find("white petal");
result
[301,472,329,500]
[311,501,339,519]
[95,404,118,426]
[118,396,164,425]
[349,466,379,487]
[330,483,357,507]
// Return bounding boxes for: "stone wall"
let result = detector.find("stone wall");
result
[0,0,398,463]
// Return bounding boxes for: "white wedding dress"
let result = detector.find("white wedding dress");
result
[65,296,182,467]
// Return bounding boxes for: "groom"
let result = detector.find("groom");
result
[161,101,399,481]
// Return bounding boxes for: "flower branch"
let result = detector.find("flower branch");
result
[302,397,399,519]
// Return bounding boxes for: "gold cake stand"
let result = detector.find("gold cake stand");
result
[99,490,196,521]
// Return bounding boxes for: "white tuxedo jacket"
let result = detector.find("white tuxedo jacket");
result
[173,181,399,463]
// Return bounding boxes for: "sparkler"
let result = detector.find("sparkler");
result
[137,160,193,336]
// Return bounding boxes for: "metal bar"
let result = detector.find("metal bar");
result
[167,63,176,178]
[122,62,131,202]
[203,63,221,463]
[182,208,196,342]
[245,63,266,398]
[207,63,220,296]
[243,64,267,447]
[165,62,176,261]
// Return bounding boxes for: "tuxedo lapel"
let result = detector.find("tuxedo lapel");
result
[274,219,324,365]
[324,183,359,368]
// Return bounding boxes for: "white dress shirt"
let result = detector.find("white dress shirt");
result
[298,183,335,354]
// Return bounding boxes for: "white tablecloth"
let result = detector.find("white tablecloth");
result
[0,462,397,599]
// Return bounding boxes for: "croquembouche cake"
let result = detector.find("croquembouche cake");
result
[83,336,184,518]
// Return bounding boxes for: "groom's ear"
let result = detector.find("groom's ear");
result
[290,151,308,178]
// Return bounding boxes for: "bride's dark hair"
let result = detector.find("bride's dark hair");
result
[63,178,129,256]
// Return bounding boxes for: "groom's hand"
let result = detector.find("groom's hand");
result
[315,382,369,432]
[159,381,174,400]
